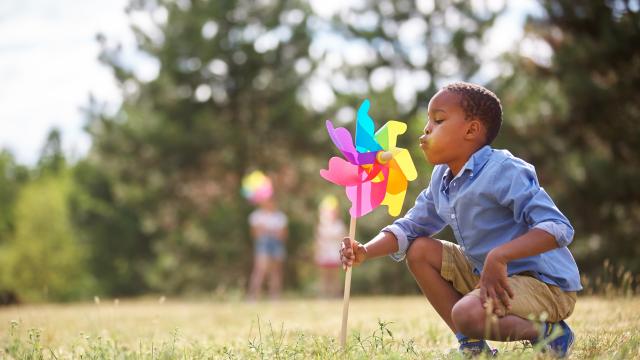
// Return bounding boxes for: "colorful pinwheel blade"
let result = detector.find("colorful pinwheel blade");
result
[391,148,417,181]
[381,188,407,217]
[346,168,388,217]
[355,100,383,153]
[360,162,384,182]
[380,160,410,216]
[321,99,418,218]
[386,160,407,194]
[374,120,407,150]
[326,120,377,165]
[320,157,365,186]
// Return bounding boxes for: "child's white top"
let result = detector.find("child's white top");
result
[249,209,287,236]
[315,219,346,265]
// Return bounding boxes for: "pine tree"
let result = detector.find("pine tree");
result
[495,0,640,275]
[77,0,321,294]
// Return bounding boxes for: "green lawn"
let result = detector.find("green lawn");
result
[1,295,639,358]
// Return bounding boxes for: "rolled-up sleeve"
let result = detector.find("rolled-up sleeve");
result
[534,221,574,248]
[382,181,446,261]
[494,159,575,247]
[382,224,410,262]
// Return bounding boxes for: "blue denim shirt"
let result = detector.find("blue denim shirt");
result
[383,146,582,292]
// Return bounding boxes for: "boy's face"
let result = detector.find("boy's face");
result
[419,90,476,165]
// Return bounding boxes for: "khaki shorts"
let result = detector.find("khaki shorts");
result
[441,240,576,322]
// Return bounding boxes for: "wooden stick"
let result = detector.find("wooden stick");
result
[340,216,357,349]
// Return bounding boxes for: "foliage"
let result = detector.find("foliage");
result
[494,0,640,275]
[0,150,28,243]
[77,0,328,295]
[0,171,95,302]
[4,0,639,299]
[78,0,503,296]
[318,0,503,114]
[37,128,66,175]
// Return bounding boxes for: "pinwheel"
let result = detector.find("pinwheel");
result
[319,99,417,347]
[241,170,273,204]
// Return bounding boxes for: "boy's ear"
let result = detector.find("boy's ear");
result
[465,119,484,140]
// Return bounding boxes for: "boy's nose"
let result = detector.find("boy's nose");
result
[424,122,434,135]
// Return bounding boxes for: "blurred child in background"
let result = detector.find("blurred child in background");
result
[314,195,345,298]
[247,198,288,300]
[243,171,288,301]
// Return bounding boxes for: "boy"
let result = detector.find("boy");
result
[340,82,581,357]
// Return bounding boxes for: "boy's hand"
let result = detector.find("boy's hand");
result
[339,237,367,269]
[478,250,514,315]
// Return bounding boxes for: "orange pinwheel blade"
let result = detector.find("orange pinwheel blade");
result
[391,148,417,181]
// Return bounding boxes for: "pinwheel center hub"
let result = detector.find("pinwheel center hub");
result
[376,151,393,165]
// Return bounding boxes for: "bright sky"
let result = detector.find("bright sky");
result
[0,0,136,165]
[0,0,541,166]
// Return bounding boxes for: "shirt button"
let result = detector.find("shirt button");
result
[451,214,456,219]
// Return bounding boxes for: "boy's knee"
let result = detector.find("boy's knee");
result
[405,237,442,272]
[452,296,486,337]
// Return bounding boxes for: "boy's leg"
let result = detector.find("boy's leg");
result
[405,237,463,332]
[451,295,539,341]
[409,238,500,355]
[451,275,576,342]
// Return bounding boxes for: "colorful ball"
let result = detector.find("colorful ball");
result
[242,170,273,204]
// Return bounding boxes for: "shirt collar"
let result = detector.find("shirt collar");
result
[441,145,493,182]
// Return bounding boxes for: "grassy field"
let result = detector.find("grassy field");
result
[1,295,639,359]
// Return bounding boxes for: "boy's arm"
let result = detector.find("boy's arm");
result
[495,159,575,247]
[480,228,558,310]
[342,167,448,267]
[480,159,574,311]
[489,228,558,262]
[340,231,399,267]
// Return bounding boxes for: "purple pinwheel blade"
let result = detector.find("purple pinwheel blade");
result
[326,120,377,165]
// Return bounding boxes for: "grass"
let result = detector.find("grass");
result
[1,295,639,359]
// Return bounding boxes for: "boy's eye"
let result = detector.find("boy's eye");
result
[434,119,444,124]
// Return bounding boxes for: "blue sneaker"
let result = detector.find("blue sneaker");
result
[532,320,574,358]
[458,338,498,357]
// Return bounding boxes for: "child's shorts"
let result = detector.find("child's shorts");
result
[255,236,286,260]
[440,240,576,322]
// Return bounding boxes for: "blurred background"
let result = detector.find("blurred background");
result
[0,0,638,303]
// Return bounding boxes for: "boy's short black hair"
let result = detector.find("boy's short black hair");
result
[442,82,503,145]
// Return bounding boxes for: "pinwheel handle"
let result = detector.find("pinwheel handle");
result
[340,216,357,348]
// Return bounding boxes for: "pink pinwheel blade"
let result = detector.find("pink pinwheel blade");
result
[320,157,365,186]
[346,167,388,217]
[326,120,377,165]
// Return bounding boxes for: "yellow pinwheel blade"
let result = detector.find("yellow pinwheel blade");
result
[381,160,409,216]
[371,120,417,216]
[392,148,417,181]
[375,121,407,150]
[382,189,407,217]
